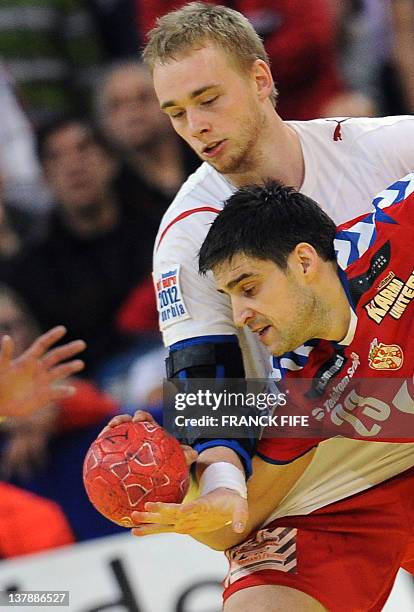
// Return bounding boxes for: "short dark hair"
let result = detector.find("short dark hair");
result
[35,115,112,163]
[198,181,337,274]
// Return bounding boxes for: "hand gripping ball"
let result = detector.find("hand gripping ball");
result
[83,420,190,527]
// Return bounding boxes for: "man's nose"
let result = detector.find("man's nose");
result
[187,108,210,137]
[232,297,254,329]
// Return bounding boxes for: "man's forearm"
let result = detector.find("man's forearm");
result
[192,448,316,550]
[195,445,245,480]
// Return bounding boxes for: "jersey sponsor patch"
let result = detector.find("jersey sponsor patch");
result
[153,265,190,331]
[311,351,360,421]
[224,526,297,587]
[364,268,414,324]
[368,339,403,371]
[305,350,346,398]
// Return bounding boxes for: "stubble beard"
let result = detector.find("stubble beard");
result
[203,110,263,178]
[272,290,319,357]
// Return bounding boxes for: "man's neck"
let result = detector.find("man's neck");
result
[315,267,352,343]
[224,111,305,189]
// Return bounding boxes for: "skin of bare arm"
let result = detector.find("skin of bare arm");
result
[191,448,316,551]
[130,445,315,543]
[103,411,315,547]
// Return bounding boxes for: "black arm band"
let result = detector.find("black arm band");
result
[166,341,245,378]
[165,339,259,475]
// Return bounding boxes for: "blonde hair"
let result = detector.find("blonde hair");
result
[142,2,277,106]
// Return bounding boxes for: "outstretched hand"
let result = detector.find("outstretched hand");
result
[0,326,85,417]
[103,409,248,536]
[131,488,249,536]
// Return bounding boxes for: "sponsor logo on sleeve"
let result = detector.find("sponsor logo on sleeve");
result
[153,265,190,331]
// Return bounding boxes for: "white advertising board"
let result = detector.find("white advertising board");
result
[0,533,411,611]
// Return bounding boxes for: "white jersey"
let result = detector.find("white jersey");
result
[153,115,414,516]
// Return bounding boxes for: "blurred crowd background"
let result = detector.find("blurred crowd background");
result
[0,0,413,559]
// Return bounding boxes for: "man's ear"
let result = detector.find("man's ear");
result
[251,59,274,101]
[289,243,319,280]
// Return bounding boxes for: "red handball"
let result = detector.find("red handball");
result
[83,420,190,527]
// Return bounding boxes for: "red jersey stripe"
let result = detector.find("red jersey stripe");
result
[156,206,220,251]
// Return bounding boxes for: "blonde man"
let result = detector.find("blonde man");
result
[107,4,414,609]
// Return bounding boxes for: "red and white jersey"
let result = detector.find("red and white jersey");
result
[261,173,414,521]
[154,115,414,367]
[153,116,414,520]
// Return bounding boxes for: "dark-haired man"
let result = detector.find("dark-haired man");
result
[130,176,414,611]
[8,117,155,373]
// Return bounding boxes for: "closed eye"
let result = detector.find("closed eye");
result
[242,286,256,297]
[165,108,185,119]
[201,96,218,106]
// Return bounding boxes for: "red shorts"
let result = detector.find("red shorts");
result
[223,467,414,611]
